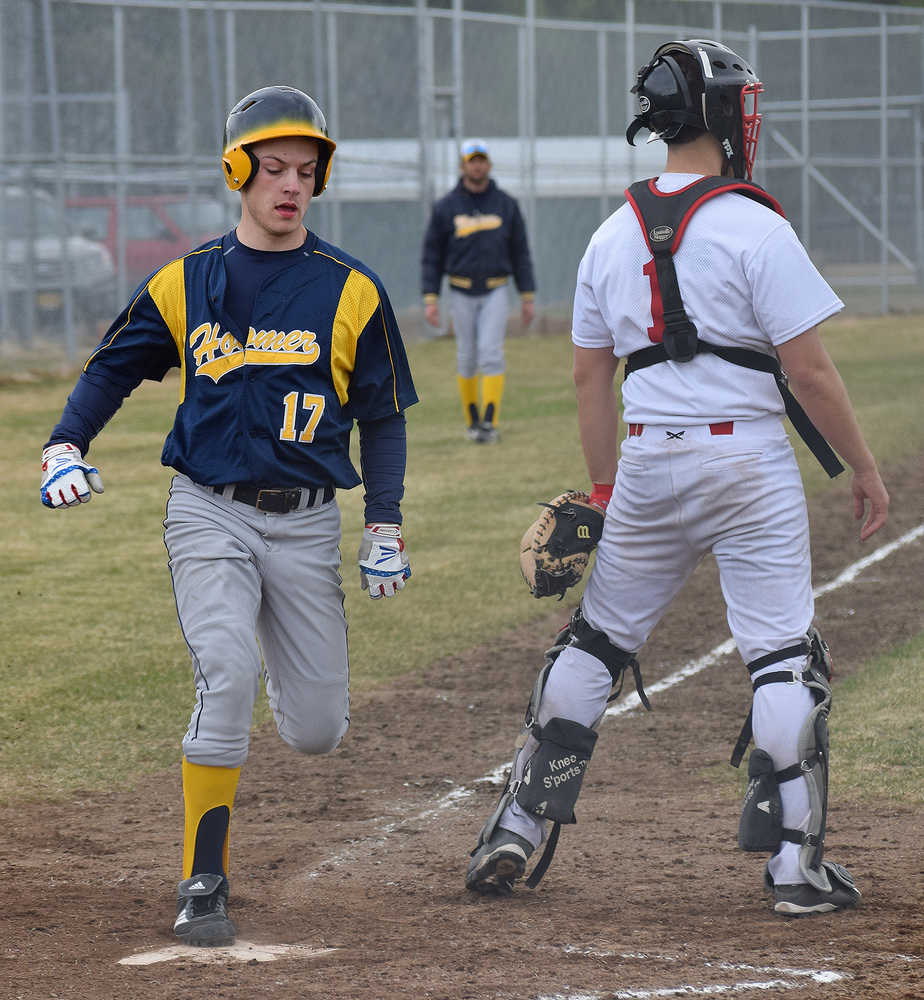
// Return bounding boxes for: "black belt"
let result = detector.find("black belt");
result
[211,483,335,513]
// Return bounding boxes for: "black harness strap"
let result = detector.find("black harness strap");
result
[623,178,844,479]
[776,757,822,847]
[525,822,560,889]
[569,608,651,710]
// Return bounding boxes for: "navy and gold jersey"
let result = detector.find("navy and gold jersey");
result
[69,230,417,489]
[421,179,535,298]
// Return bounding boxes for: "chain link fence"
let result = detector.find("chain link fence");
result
[2,0,922,360]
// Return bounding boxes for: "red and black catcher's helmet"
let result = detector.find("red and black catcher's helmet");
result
[626,39,763,180]
[221,85,336,196]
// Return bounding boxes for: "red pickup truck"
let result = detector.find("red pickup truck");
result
[66,194,230,290]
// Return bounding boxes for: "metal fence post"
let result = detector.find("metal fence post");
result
[915,111,923,292]
[114,4,128,310]
[416,0,432,221]
[523,0,536,271]
[800,3,811,252]
[326,9,342,248]
[625,0,636,184]
[597,30,608,221]
[40,0,76,358]
[879,10,889,314]
[22,0,37,345]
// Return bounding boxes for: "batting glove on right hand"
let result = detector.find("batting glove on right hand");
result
[358,523,411,599]
[40,442,104,509]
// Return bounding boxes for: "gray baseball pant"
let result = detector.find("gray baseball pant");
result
[164,474,350,769]
[449,285,509,376]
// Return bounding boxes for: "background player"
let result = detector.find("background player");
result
[421,139,535,443]
[465,40,888,916]
[39,85,418,946]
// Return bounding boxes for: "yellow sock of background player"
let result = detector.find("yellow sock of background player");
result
[182,759,241,879]
[457,374,480,430]
[480,373,504,428]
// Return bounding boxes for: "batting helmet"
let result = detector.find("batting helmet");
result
[221,85,336,196]
[625,39,763,180]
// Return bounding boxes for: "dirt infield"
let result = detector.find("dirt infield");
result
[1,453,921,1000]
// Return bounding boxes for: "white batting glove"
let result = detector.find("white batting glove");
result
[358,523,411,599]
[40,443,104,509]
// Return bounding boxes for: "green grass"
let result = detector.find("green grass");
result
[831,633,924,804]
[1,315,922,802]
[708,632,924,807]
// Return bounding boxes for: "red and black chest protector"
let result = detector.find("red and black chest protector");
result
[623,176,843,478]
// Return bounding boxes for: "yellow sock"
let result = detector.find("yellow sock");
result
[457,374,480,427]
[182,758,241,879]
[481,373,505,427]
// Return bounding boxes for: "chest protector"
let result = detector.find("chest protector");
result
[623,177,843,478]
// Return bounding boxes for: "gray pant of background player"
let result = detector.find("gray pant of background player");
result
[164,474,350,768]
[449,285,509,376]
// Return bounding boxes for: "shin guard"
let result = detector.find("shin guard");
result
[513,717,598,823]
[795,634,833,889]
[472,627,571,854]
[738,748,783,852]
[472,610,633,887]
[735,626,835,890]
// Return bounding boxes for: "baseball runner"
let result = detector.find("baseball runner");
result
[39,85,418,946]
[465,40,889,917]
[421,139,535,443]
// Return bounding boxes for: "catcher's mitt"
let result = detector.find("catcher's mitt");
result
[519,491,605,599]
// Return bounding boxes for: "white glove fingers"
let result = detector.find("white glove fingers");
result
[73,475,91,502]
[64,473,91,504]
[85,469,105,494]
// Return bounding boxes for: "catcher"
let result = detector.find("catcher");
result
[464,38,888,916]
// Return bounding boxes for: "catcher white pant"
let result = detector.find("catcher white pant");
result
[164,474,350,768]
[501,416,815,885]
[449,285,508,377]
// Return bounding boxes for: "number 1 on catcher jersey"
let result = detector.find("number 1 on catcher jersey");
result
[643,258,665,343]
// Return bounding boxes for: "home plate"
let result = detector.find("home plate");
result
[118,941,338,966]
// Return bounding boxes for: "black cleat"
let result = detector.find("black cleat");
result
[465,827,533,896]
[173,873,236,946]
[478,422,500,443]
[765,861,861,916]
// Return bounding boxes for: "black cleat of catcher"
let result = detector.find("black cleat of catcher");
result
[764,861,861,917]
[466,827,533,896]
[173,873,236,946]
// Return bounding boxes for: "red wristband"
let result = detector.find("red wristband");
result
[589,482,613,510]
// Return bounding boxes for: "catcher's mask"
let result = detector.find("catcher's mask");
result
[626,38,763,180]
[221,85,336,196]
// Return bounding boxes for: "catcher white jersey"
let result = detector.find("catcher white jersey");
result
[571,173,844,425]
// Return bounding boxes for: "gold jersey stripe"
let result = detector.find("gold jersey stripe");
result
[84,244,221,405]
[313,248,381,404]
[148,258,189,404]
[329,268,380,405]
